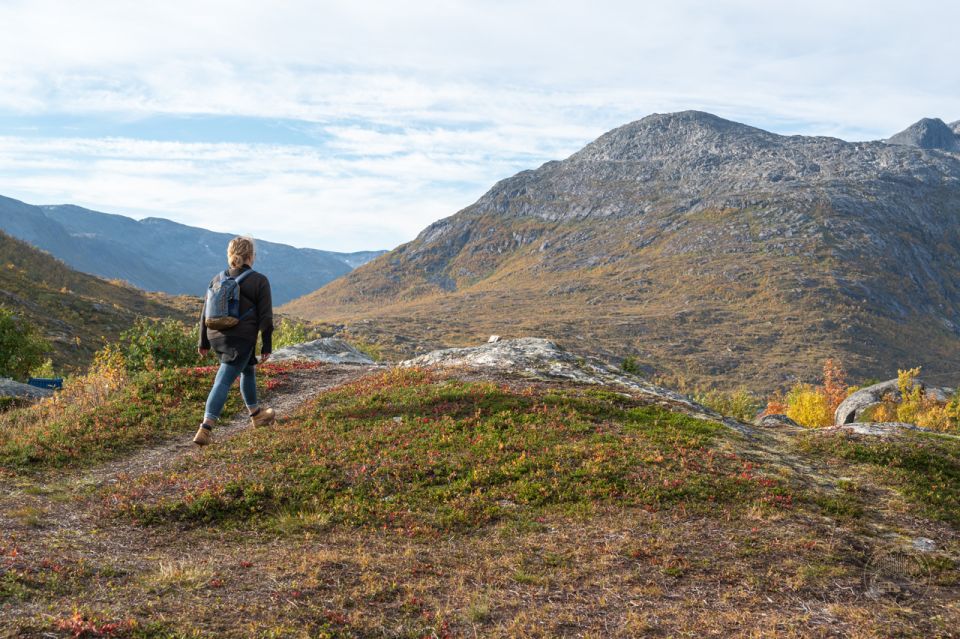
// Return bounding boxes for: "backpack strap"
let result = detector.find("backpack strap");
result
[234,269,255,284]
[234,269,257,321]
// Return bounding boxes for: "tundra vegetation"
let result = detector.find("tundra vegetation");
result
[0,319,957,637]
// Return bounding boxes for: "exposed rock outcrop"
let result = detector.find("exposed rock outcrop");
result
[269,338,375,365]
[837,421,930,436]
[400,338,751,434]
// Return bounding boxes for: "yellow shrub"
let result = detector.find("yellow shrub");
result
[785,383,833,428]
[861,400,898,423]
[915,404,954,431]
[896,367,924,424]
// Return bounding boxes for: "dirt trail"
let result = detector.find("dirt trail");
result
[80,363,378,490]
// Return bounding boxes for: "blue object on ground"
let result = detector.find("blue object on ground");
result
[27,377,63,390]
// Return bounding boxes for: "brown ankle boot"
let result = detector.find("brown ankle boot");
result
[251,406,276,427]
[193,424,213,446]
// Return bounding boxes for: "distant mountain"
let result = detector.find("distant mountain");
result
[284,110,960,391]
[0,230,195,372]
[885,117,960,151]
[0,196,386,305]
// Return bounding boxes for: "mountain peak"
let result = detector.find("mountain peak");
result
[572,110,775,162]
[886,117,959,151]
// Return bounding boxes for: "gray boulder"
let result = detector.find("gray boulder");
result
[269,338,375,365]
[834,378,956,425]
[0,377,53,400]
[834,380,900,425]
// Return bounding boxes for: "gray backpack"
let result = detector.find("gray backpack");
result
[204,269,256,330]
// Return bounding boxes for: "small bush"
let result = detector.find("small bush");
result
[347,338,383,362]
[693,387,761,422]
[29,358,55,378]
[621,356,643,375]
[271,318,311,350]
[896,367,924,424]
[0,306,50,380]
[785,383,832,428]
[821,358,847,413]
[119,317,199,372]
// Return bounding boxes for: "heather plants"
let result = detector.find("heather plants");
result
[799,429,960,525]
[114,368,793,533]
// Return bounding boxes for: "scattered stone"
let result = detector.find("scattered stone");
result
[912,537,936,553]
[487,335,501,343]
[269,338,375,365]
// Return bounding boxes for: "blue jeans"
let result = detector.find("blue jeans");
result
[203,348,257,423]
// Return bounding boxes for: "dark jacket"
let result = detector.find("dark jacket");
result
[198,265,274,363]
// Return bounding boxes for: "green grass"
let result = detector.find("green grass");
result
[798,429,960,525]
[0,362,313,474]
[115,368,793,534]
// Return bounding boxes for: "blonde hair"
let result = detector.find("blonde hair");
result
[227,236,256,269]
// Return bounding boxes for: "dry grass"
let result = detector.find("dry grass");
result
[0,367,957,637]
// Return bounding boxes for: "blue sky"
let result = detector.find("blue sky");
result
[1,0,959,252]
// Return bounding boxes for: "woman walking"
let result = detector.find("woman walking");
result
[194,236,275,445]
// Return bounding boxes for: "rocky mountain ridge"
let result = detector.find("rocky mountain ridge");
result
[0,195,386,305]
[284,110,960,392]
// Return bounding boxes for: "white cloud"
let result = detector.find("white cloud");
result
[1,1,959,251]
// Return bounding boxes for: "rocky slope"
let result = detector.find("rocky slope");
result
[0,195,386,305]
[284,111,960,392]
[0,231,195,372]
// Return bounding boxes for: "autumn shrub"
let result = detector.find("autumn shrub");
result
[0,306,50,380]
[896,367,924,424]
[821,358,847,414]
[768,359,850,428]
[859,398,898,423]
[785,383,833,428]
[693,387,761,422]
[762,391,788,417]
[119,317,198,372]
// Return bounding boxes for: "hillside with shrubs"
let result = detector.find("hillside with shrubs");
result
[0,231,196,374]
